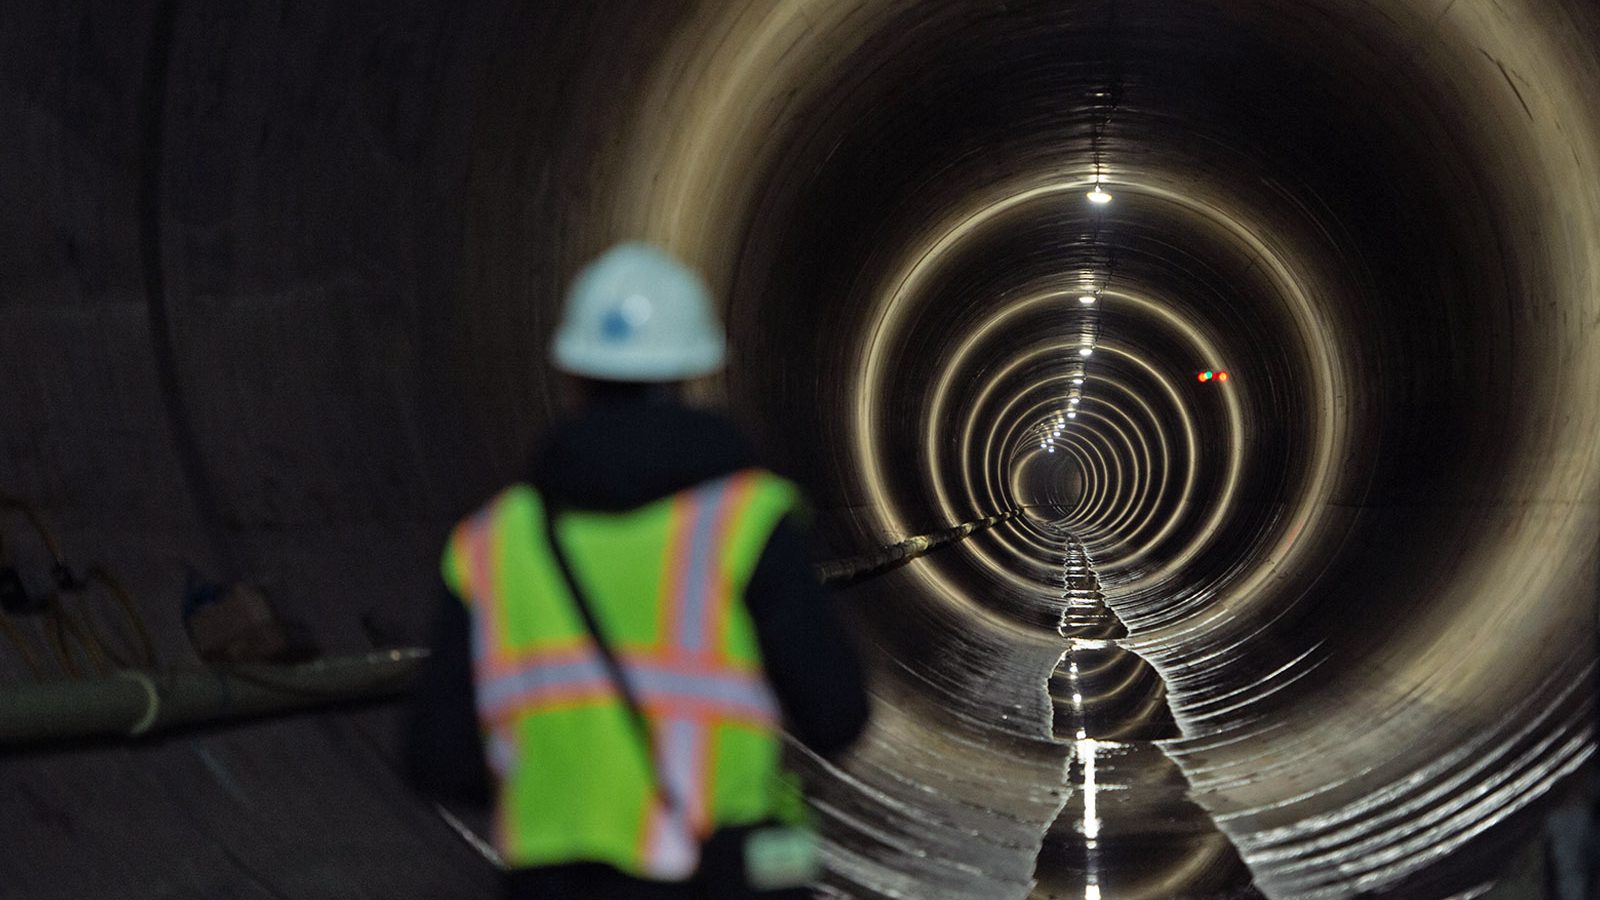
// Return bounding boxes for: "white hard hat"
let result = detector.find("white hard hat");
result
[550,242,727,382]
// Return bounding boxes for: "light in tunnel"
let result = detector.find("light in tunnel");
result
[1086,183,1113,205]
[1072,377,1085,385]
[1067,411,1078,419]
[1078,294,1097,305]
[1069,397,1080,406]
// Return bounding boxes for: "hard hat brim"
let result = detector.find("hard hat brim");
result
[551,331,726,383]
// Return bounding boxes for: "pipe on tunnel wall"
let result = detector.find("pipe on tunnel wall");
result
[0,650,425,746]
[0,517,1010,749]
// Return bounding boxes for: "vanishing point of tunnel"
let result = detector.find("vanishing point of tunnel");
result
[2,1,1598,898]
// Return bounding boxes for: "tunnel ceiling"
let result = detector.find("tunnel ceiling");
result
[1,0,1598,898]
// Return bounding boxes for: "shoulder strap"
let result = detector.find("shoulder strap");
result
[539,499,682,813]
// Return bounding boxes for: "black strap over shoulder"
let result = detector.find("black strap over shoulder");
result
[539,499,682,813]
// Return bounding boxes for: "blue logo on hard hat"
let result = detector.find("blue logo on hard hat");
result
[599,294,654,343]
[600,308,634,342]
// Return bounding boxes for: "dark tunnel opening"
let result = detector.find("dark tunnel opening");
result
[1,1,1598,898]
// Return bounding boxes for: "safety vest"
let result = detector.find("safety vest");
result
[441,468,803,879]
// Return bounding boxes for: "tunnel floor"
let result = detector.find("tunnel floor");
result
[1032,536,1261,900]
[795,530,1267,899]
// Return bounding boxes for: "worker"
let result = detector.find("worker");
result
[404,242,870,899]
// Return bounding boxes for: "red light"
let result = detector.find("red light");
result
[1216,371,1230,382]
[1197,373,1208,382]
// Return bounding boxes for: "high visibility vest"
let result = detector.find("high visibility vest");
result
[441,468,804,879]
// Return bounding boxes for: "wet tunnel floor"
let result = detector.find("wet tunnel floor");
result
[1030,535,1262,900]
[799,531,1266,899]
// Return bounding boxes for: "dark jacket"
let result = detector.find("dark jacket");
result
[404,395,870,813]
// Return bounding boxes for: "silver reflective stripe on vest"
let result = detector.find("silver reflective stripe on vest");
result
[673,475,730,654]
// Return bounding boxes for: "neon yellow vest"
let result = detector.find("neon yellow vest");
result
[441,468,803,879]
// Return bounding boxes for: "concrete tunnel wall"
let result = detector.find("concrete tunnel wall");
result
[1,1,1598,898]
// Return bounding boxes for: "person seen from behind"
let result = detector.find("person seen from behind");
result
[405,242,870,899]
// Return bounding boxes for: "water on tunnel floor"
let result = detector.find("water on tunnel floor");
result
[1032,537,1260,900]
[794,528,1266,899]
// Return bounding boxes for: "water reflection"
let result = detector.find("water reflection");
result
[790,531,1264,898]
[1032,537,1260,900]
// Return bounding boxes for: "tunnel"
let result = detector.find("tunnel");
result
[1,1,1598,898]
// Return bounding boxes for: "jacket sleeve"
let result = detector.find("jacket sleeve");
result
[402,582,492,806]
[745,516,871,758]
